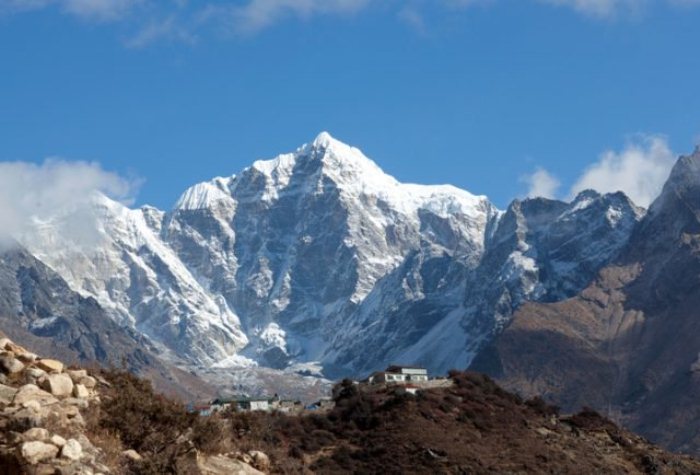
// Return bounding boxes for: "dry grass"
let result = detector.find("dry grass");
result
[86,369,228,474]
[79,369,700,474]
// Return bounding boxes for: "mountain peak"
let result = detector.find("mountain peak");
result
[573,189,602,202]
[312,131,336,148]
[659,149,700,201]
[304,131,364,160]
[174,179,234,211]
[642,148,700,230]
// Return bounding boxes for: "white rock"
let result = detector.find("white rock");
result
[66,369,88,382]
[13,384,59,406]
[22,427,50,441]
[197,454,264,475]
[73,383,89,399]
[24,367,47,381]
[22,400,42,412]
[249,450,271,472]
[0,355,24,374]
[5,341,28,355]
[0,337,11,350]
[79,376,97,389]
[12,407,44,429]
[20,441,59,465]
[35,359,64,374]
[60,439,82,460]
[68,412,85,427]
[16,352,37,363]
[50,434,67,447]
[0,383,18,404]
[40,373,74,398]
[122,449,142,461]
[64,397,89,409]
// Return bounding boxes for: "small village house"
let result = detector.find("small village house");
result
[366,365,429,384]
[210,395,272,413]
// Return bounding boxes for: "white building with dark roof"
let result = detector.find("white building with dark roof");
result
[366,365,429,384]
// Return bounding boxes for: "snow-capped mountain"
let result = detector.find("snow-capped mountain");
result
[0,243,213,401]
[19,193,248,367]
[163,132,501,375]
[327,188,643,376]
[14,132,643,379]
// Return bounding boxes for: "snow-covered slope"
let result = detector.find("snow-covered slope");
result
[19,193,248,367]
[15,132,643,380]
[163,132,500,374]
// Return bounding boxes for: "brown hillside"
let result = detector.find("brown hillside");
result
[220,372,700,474]
[470,150,700,455]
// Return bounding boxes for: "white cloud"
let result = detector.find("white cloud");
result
[570,135,675,207]
[0,0,51,13]
[61,0,142,21]
[668,0,700,5]
[0,159,138,244]
[397,6,427,34]
[125,15,196,48]
[0,0,143,21]
[202,0,372,35]
[538,0,645,18]
[1,0,700,41]
[521,167,561,199]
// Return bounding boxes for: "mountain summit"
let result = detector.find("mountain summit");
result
[11,133,642,382]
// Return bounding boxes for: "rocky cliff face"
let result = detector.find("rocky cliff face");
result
[471,147,700,454]
[17,195,248,369]
[0,245,215,402]
[161,132,502,376]
[12,133,643,381]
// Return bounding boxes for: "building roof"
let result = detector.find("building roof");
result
[386,365,428,372]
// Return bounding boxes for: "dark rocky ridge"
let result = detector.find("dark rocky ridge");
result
[471,147,700,454]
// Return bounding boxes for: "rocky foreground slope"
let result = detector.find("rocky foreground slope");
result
[0,333,112,474]
[0,333,265,474]
[3,333,698,474]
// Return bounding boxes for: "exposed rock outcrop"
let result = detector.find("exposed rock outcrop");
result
[0,335,106,474]
[472,148,700,454]
[0,334,268,475]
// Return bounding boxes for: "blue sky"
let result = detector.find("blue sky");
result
[0,0,699,210]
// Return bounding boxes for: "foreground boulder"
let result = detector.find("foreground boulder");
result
[35,359,63,374]
[39,373,74,398]
[20,441,59,465]
[195,452,264,475]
